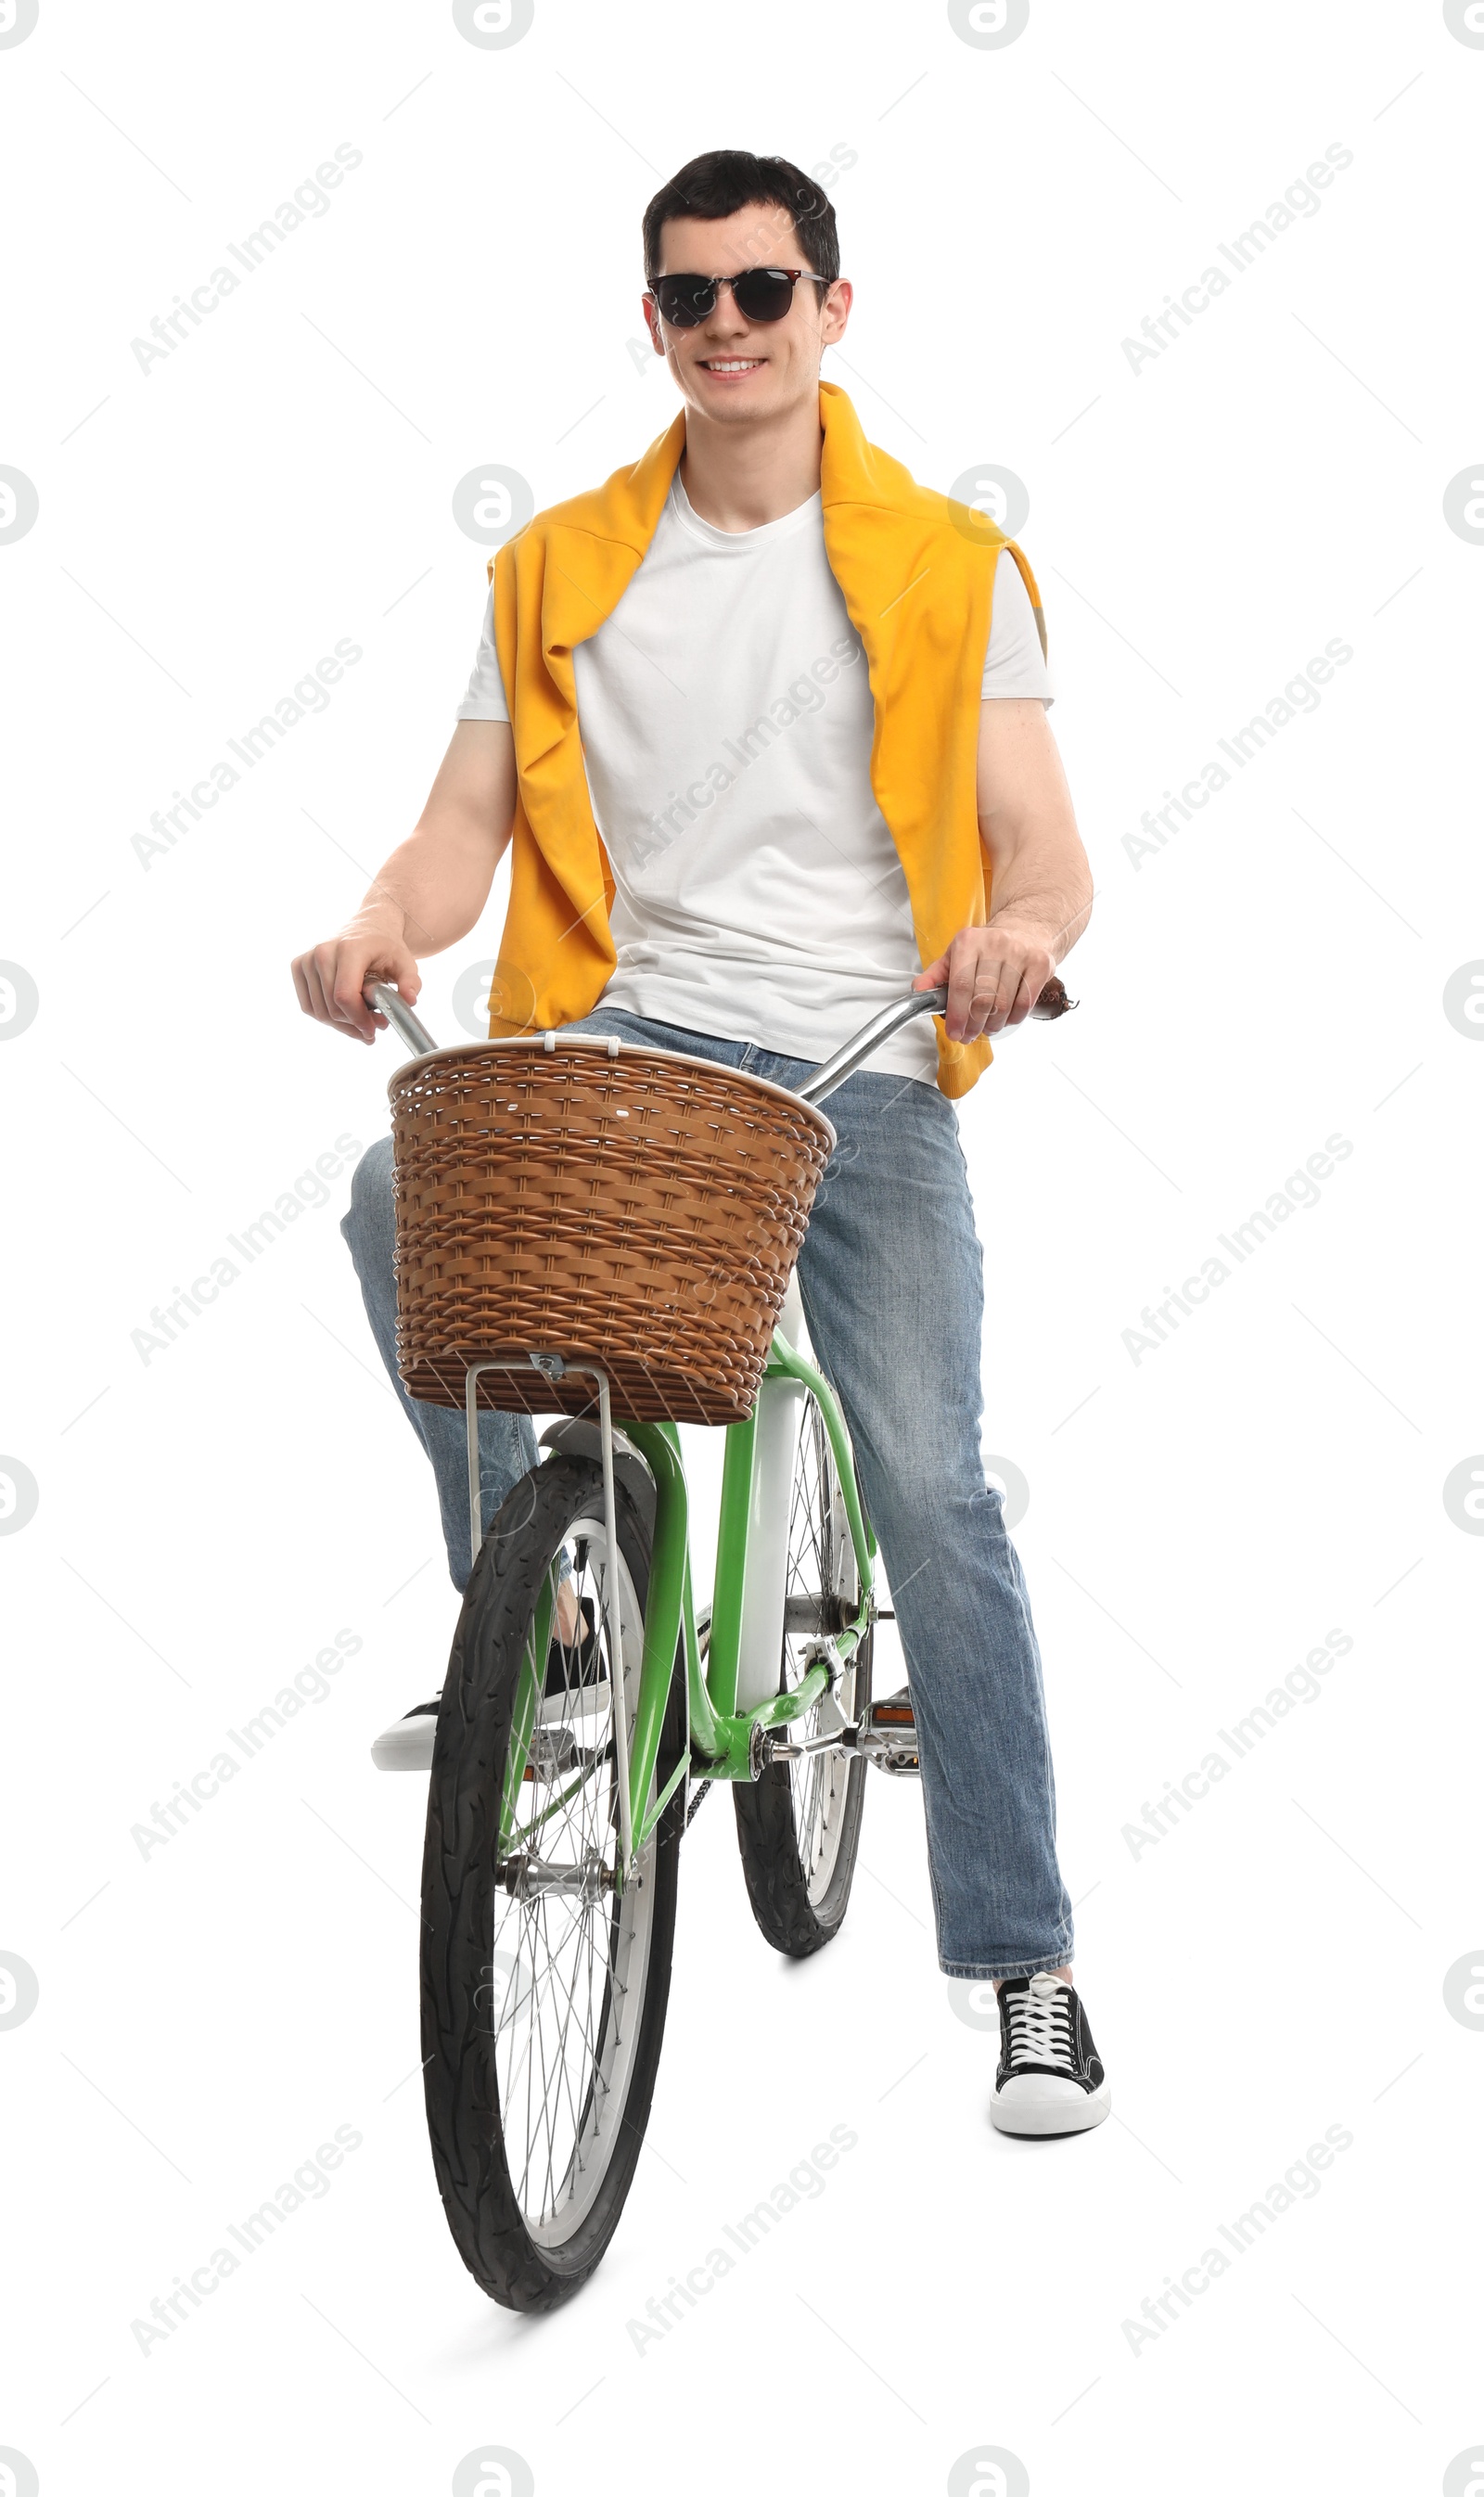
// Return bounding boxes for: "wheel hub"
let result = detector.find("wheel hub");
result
[499,1847,614,1903]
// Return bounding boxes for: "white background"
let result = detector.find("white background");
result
[3,1,1481,2491]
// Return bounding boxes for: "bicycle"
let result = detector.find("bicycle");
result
[367,973,1070,2311]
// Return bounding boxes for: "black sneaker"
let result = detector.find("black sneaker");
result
[370,1596,604,1772]
[991,1971,1111,2136]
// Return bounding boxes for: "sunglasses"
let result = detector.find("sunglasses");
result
[646,266,831,329]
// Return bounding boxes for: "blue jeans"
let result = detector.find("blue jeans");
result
[340,1005,1073,1978]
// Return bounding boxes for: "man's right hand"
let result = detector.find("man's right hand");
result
[291,916,421,1045]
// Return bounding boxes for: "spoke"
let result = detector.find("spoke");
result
[539,1894,586,2216]
[483,1514,655,2236]
[548,1903,604,2162]
[774,1403,860,1902]
[500,1901,607,2190]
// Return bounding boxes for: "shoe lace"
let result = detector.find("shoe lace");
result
[1005,1973,1075,2071]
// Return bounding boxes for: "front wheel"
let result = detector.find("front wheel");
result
[734,1398,872,1956]
[420,1453,684,2312]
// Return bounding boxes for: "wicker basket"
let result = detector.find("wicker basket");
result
[387,1037,837,1425]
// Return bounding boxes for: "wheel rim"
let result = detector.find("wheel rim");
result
[485,1516,658,2249]
[781,1403,864,1906]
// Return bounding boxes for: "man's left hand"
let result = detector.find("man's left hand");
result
[914,921,1057,1043]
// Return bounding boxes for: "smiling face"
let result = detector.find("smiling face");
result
[642,200,851,429]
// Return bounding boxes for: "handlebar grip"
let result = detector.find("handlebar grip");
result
[916,974,1076,1019]
[1031,972,1075,1019]
[365,982,439,1056]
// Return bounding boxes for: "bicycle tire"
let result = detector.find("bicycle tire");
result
[734,1402,872,1956]
[420,1453,684,2311]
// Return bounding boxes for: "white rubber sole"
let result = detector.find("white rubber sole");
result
[370,1680,612,1772]
[990,2078,1112,2137]
[371,1714,437,1772]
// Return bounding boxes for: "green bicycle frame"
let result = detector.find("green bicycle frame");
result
[493,1325,876,1876]
[615,1326,877,1856]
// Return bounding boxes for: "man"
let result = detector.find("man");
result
[292,150,1105,2137]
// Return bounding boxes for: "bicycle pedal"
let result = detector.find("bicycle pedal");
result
[859,1688,919,1776]
[522,1725,582,1780]
[870,1690,915,1727]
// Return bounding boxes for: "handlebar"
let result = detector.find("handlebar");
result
[366,983,439,1056]
[795,974,1072,1105]
[365,970,1075,1104]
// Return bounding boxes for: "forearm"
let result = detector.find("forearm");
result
[977,699,1092,963]
[914,698,1094,1039]
[350,810,501,957]
[292,718,516,1043]
[980,819,1094,963]
[351,718,516,958]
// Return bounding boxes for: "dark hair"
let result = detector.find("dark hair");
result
[642,149,840,284]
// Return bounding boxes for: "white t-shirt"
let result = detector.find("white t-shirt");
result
[456,479,1053,1082]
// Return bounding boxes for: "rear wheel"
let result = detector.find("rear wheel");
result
[734,1399,872,1956]
[420,1454,684,2311]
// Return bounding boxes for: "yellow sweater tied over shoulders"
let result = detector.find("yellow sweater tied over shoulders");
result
[487,379,1044,1101]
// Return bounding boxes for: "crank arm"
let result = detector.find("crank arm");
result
[762,1718,921,1776]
